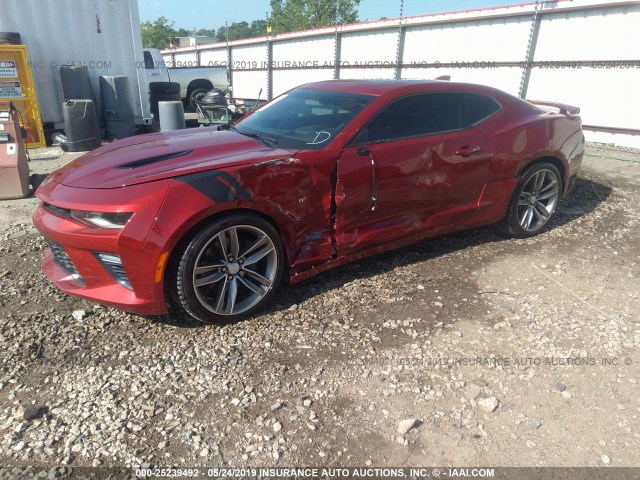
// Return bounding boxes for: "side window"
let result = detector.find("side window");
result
[353,93,466,144]
[465,93,500,126]
[143,50,155,70]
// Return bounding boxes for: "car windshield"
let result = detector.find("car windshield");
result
[234,88,375,150]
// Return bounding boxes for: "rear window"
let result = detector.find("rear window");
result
[465,93,501,125]
[143,50,155,69]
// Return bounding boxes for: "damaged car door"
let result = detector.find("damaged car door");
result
[334,92,496,256]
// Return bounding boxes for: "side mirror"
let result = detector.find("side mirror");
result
[217,124,232,131]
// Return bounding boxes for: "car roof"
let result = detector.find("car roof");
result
[299,79,492,96]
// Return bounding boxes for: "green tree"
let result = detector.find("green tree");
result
[216,22,253,41]
[141,16,177,49]
[215,26,228,42]
[250,20,268,37]
[196,28,216,37]
[216,20,267,41]
[269,0,360,34]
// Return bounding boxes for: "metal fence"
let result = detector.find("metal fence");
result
[162,0,640,148]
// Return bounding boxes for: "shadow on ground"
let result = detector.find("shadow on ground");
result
[151,177,612,328]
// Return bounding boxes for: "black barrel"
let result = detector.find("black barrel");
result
[60,65,96,104]
[0,32,21,45]
[63,99,101,152]
[100,75,135,139]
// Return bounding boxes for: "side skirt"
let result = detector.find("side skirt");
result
[288,176,518,285]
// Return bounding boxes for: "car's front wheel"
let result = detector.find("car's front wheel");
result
[172,214,285,324]
[502,162,562,237]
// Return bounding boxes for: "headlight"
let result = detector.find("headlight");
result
[70,210,133,229]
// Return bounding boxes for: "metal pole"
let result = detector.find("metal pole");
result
[225,22,233,96]
[395,0,405,80]
[519,1,544,98]
[334,0,342,80]
[267,40,273,101]
[334,32,342,80]
[265,10,273,100]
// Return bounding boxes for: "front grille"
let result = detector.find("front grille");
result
[46,240,85,286]
[44,203,72,219]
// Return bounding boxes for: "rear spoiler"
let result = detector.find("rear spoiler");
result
[527,100,580,116]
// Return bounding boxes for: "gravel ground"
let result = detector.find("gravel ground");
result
[0,143,638,471]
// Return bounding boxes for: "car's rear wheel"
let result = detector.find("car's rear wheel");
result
[172,214,284,324]
[502,162,562,237]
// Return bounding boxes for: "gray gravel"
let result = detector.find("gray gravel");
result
[0,144,638,468]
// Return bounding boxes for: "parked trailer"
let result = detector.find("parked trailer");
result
[162,0,640,148]
[0,0,151,129]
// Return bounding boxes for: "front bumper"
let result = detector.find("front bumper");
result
[33,179,170,315]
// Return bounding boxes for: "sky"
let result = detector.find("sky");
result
[138,0,525,32]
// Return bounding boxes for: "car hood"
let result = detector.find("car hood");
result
[50,129,297,189]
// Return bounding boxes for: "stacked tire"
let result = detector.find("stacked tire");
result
[0,32,21,45]
[149,82,181,118]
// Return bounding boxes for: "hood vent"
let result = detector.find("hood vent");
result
[115,150,193,169]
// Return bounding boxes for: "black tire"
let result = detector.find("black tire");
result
[171,214,285,324]
[30,174,49,194]
[149,92,182,103]
[501,161,563,238]
[149,81,181,94]
[188,86,211,111]
[0,32,21,45]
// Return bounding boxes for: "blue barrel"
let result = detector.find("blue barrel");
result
[158,101,186,131]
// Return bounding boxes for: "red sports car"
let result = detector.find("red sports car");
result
[33,80,584,323]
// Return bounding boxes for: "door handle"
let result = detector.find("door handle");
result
[356,146,377,212]
[455,146,482,157]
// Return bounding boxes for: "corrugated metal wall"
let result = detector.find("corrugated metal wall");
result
[232,44,269,100]
[272,36,336,97]
[527,4,640,146]
[401,15,533,95]
[162,0,640,147]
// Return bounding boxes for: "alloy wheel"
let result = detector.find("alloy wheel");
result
[517,168,560,232]
[191,225,278,315]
